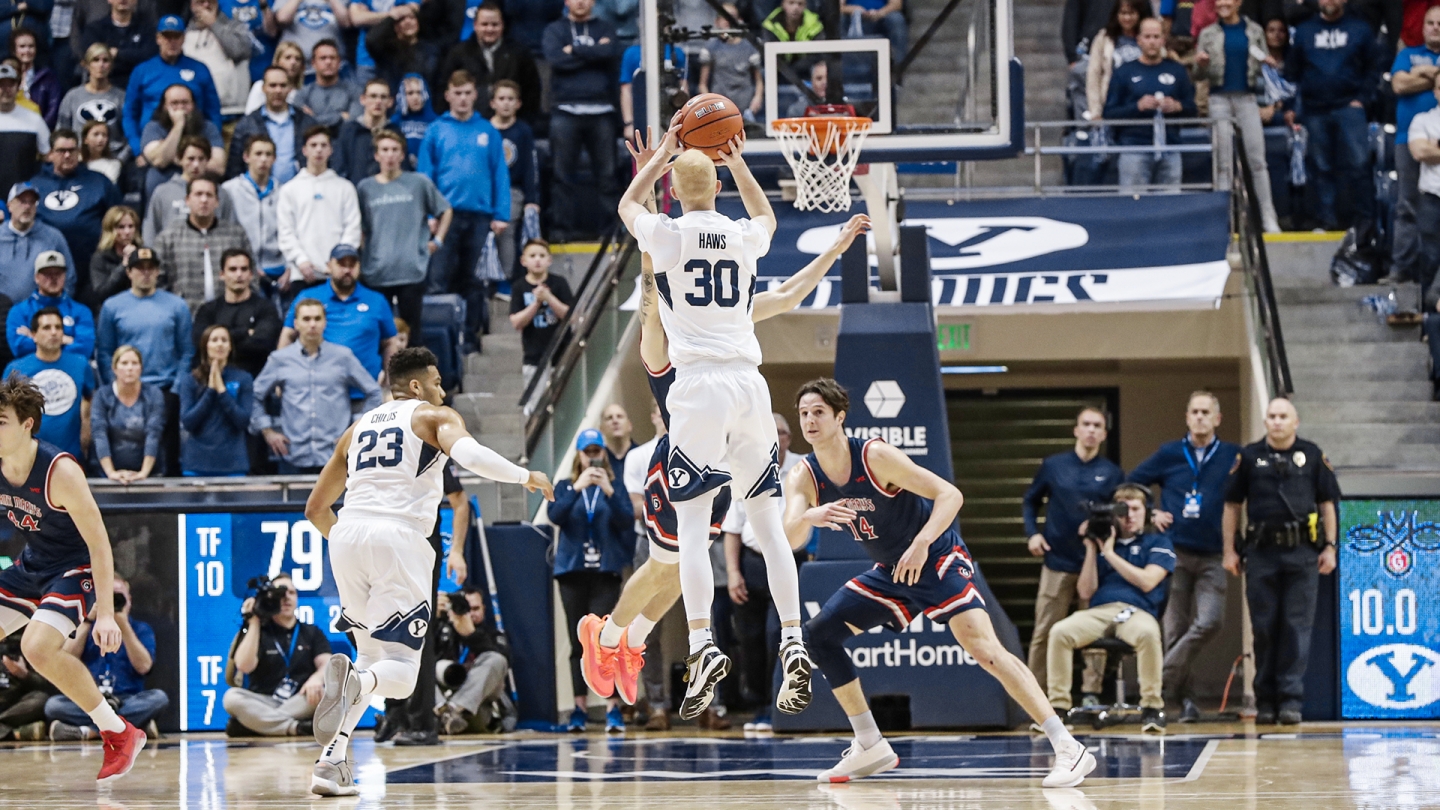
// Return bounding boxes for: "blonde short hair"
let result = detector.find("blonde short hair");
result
[670,150,718,204]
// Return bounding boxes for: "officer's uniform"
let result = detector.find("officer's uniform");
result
[1224,437,1341,715]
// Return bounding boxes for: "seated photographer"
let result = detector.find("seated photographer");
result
[45,576,170,740]
[222,574,332,737]
[434,587,513,735]
[1045,484,1176,732]
[0,642,56,741]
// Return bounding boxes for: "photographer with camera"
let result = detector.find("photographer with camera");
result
[0,639,56,740]
[1045,484,1176,732]
[433,587,512,734]
[45,576,170,740]
[221,573,333,737]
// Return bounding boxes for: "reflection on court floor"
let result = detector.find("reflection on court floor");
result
[386,734,1221,784]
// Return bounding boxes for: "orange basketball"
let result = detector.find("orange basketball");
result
[675,93,745,162]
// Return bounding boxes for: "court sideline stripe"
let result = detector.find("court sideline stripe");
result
[1181,739,1221,782]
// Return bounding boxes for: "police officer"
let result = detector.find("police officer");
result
[1223,397,1340,726]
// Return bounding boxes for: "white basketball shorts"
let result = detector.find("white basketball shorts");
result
[665,361,781,503]
[329,519,436,651]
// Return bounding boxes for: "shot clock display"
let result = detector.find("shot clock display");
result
[1339,500,1440,719]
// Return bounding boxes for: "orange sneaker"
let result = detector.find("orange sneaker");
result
[578,614,618,698]
[97,720,147,783]
[614,628,646,706]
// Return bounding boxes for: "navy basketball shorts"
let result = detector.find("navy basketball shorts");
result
[823,544,986,632]
[0,561,96,638]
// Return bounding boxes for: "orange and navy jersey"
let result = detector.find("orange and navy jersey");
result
[8,440,88,576]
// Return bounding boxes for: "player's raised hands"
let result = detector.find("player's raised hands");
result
[659,118,685,158]
[525,470,556,501]
[831,214,871,253]
[716,134,747,168]
[626,126,660,169]
[803,502,857,530]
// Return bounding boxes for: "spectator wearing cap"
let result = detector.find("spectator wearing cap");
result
[542,0,619,243]
[29,127,122,306]
[144,136,236,245]
[4,306,97,458]
[7,249,95,359]
[357,129,447,334]
[0,182,76,304]
[291,39,357,129]
[96,246,194,471]
[435,2,543,128]
[155,174,254,309]
[250,296,380,473]
[418,69,508,349]
[122,15,223,160]
[226,65,319,185]
[279,243,398,390]
[77,0,159,92]
[0,64,51,200]
[276,124,360,301]
[192,248,280,378]
[183,0,254,117]
[331,78,401,184]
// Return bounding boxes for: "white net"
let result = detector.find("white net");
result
[773,117,872,212]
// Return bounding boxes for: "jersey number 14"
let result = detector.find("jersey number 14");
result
[684,259,751,308]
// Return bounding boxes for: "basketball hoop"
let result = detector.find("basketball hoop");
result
[771,114,872,212]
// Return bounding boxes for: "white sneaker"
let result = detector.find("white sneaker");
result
[1042,740,1096,788]
[775,640,813,715]
[678,644,730,721]
[817,738,899,783]
[309,757,358,796]
[313,654,361,747]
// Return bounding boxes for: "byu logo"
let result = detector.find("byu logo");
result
[45,190,79,212]
[408,618,428,638]
[796,217,1088,271]
[180,69,196,82]
[76,98,117,124]
[477,133,489,147]
[668,467,691,489]
[1158,73,1176,85]
[864,380,905,419]
[1346,644,1440,709]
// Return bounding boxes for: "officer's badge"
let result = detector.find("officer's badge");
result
[1293,451,1306,468]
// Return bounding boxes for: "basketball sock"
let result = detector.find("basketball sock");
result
[365,659,420,700]
[599,615,624,648]
[848,710,882,750]
[688,627,713,655]
[627,615,657,648]
[322,699,371,764]
[675,493,718,624]
[780,625,802,645]
[1041,716,1076,751]
[356,669,379,696]
[85,699,125,734]
[742,497,802,624]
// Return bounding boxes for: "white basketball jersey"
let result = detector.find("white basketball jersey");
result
[337,399,448,536]
[631,210,771,368]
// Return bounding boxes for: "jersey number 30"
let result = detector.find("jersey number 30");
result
[356,428,404,469]
[684,259,748,308]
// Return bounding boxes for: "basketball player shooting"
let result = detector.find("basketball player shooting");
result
[0,375,147,783]
[303,348,553,797]
[618,118,814,720]
[786,379,1097,787]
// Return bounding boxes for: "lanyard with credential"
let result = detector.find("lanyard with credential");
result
[276,625,300,671]
[1182,439,1220,489]
[581,486,602,522]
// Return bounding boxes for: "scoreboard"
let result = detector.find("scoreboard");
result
[1339,500,1440,719]
[176,509,463,731]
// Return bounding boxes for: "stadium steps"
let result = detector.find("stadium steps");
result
[453,308,532,523]
[1266,237,1440,472]
[948,393,1111,647]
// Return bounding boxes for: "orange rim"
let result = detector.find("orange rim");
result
[772,116,872,154]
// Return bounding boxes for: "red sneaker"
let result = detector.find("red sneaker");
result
[577,614,618,698]
[97,720,147,783]
[614,628,646,706]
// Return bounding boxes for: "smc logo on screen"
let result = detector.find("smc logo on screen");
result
[1346,644,1440,710]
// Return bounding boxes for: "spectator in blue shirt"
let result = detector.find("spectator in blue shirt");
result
[122,15,223,158]
[1102,18,1197,191]
[1126,391,1242,723]
[280,243,399,389]
[1045,483,1175,732]
[418,69,508,349]
[7,251,95,360]
[179,324,255,476]
[45,577,170,739]
[1021,406,1124,695]
[3,307,97,459]
[1283,0,1382,230]
[543,0,620,243]
[30,128,122,305]
[489,79,538,278]
[1390,6,1440,282]
[0,183,77,305]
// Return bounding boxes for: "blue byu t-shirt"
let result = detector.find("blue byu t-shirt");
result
[1091,532,1177,618]
[3,352,97,459]
[1394,45,1440,145]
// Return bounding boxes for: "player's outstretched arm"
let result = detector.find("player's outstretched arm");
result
[866,441,965,585]
[638,253,669,371]
[49,456,120,654]
[425,406,555,500]
[305,424,356,538]
[619,121,682,235]
[782,462,857,550]
[717,135,776,237]
[752,214,870,322]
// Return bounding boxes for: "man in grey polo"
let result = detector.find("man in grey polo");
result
[249,296,380,474]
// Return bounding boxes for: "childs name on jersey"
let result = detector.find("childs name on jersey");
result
[2,493,43,531]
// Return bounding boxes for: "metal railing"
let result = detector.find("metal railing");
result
[1228,127,1293,397]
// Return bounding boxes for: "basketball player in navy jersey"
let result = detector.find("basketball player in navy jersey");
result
[0,375,147,783]
[785,378,1096,787]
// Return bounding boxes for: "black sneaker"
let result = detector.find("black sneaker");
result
[1179,698,1201,723]
[678,644,730,721]
[1255,706,1276,725]
[393,729,441,746]
[296,720,314,739]
[1141,708,1167,733]
[372,713,399,744]
[224,718,249,737]
[1277,708,1303,725]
